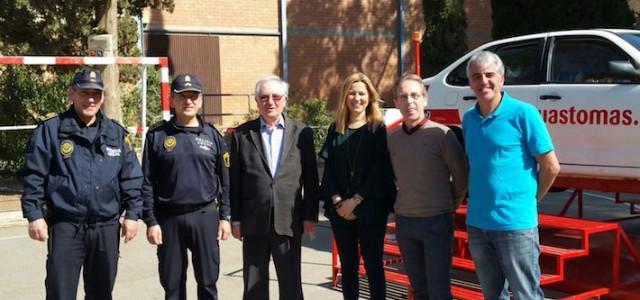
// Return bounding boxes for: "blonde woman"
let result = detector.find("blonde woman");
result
[319,72,396,300]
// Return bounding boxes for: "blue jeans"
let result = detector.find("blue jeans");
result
[467,226,544,300]
[396,213,453,300]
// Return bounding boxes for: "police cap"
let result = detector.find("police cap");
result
[72,69,104,91]
[171,74,202,93]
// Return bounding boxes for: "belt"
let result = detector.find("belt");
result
[157,200,216,214]
[46,209,119,225]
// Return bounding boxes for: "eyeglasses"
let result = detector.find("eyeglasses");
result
[258,94,284,102]
[396,93,425,103]
[174,91,201,101]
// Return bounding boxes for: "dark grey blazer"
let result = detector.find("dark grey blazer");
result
[229,116,319,237]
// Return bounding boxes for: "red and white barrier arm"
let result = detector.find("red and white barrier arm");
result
[0,56,171,121]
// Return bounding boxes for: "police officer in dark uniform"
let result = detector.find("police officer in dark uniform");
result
[19,69,143,300]
[142,74,231,300]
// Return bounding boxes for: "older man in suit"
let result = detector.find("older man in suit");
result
[230,75,319,300]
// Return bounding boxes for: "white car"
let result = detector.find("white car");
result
[414,29,640,181]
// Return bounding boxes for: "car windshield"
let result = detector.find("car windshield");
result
[617,33,640,50]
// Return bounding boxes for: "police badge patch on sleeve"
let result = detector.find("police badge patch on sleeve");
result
[223,152,230,168]
[124,133,134,151]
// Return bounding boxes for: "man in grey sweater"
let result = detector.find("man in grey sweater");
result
[387,74,468,300]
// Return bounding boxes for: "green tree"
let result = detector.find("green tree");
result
[231,98,332,154]
[0,67,73,172]
[122,67,162,128]
[0,0,173,55]
[492,0,635,39]
[421,0,468,77]
[0,0,173,173]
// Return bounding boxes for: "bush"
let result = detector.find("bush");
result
[286,98,333,153]
[0,65,162,174]
[224,97,332,154]
[120,66,163,149]
[0,66,72,174]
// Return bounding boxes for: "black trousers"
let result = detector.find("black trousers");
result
[45,221,120,300]
[157,204,220,300]
[242,223,303,300]
[331,219,387,300]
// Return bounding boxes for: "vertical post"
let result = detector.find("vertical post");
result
[612,229,621,287]
[137,16,148,147]
[160,58,171,121]
[141,65,148,146]
[578,190,584,219]
[247,94,252,118]
[412,31,421,76]
[331,236,339,287]
[278,0,288,81]
[397,0,405,77]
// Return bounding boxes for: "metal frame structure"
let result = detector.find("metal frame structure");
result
[0,56,171,142]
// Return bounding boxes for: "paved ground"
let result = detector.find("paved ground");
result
[0,218,349,300]
[0,176,22,212]
[0,176,352,299]
[1,178,639,299]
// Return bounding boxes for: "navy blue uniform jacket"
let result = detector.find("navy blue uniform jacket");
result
[141,118,230,226]
[19,108,143,223]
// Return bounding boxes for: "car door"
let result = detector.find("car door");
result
[537,35,640,178]
[446,39,545,120]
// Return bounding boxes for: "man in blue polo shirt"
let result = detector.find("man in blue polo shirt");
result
[462,51,560,299]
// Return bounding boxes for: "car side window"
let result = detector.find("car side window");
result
[446,58,470,86]
[495,43,541,85]
[446,40,542,86]
[550,38,637,84]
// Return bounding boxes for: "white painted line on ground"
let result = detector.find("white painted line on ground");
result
[0,211,27,228]
[582,191,616,201]
[0,235,27,241]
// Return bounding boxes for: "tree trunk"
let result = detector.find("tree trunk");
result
[97,0,121,122]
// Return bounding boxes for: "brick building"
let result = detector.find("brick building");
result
[144,0,432,127]
[144,0,640,127]
[464,0,492,49]
[143,0,282,127]
[142,0,492,127]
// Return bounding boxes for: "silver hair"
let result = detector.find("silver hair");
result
[466,51,505,78]
[254,75,289,97]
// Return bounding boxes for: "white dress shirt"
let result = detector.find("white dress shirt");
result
[260,115,285,177]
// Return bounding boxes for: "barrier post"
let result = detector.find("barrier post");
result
[412,31,421,76]
[0,56,171,135]
[159,57,171,121]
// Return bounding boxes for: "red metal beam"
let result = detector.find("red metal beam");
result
[554,177,640,193]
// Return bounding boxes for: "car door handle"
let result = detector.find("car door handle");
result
[462,95,477,101]
[539,95,562,100]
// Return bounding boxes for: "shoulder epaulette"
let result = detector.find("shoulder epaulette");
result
[205,122,224,137]
[41,113,59,125]
[148,120,166,132]
[43,112,57,121]
[111,119,129,133]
